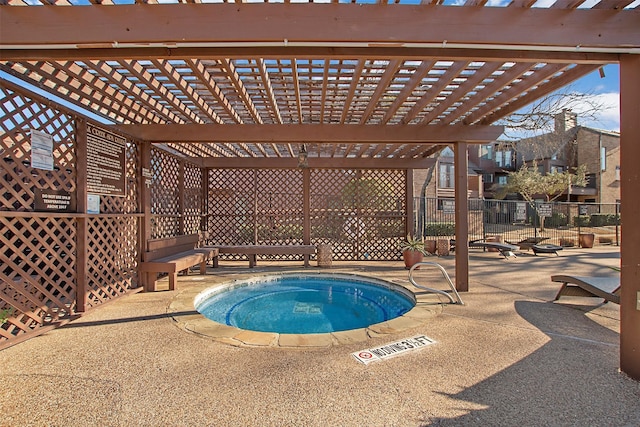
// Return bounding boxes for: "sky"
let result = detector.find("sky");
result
[563,63,620,133]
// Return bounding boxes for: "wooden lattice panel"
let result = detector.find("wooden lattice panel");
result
[310,169,405,260]
[183,163,203,236]
[99,141,140,214]
[84,217,139,309]
[1,216,77,344]
[207,169,256,251]
[255,169,304,261]
[1,84,76,212]
[150,148,180,238]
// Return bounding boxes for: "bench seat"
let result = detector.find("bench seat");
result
[211,245,316,268]
[139,235,218,291]
[551,275,620,304]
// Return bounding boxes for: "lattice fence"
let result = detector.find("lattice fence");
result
[149,148,203,239]
[310,169,406,260]
[1,215,77,342]
[1,81,141,349]
[207,168,406,262]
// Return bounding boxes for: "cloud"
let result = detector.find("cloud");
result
[574,92,620,132]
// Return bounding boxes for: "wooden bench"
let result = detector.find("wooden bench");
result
[139,234,218,291]
[211,245,316,268]
[551,275,620,304]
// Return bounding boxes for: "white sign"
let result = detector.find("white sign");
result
[515,202,527,221]
[30,129,54,171]
[538,203,552,218]
[352,335,436,365]
[87,194,100,214]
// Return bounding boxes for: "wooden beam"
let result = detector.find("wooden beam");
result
[454,141,469,292]
[2,5,637,51]
[115,123,504,143]
[619,54,640,381]
[0,46,621,65]
[195,156,436,170]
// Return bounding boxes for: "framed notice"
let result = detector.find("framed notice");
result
[34,189,76,212]
[537,203,552,218]
[515,202,527,221]
[87,194,100,214]
[86,123,126,196]
[30,129,54,171]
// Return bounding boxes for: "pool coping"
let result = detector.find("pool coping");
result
[167,270,445,349]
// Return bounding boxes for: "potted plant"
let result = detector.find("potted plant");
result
[400,234,427,269]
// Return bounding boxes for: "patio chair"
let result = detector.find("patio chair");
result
[551,275,620,304]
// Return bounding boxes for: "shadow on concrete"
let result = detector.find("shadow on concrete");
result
[420,300,638,426]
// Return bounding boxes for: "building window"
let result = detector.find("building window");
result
[483,173,494,183]
[550,166,564,173]
[495,151,503,167]
[503,150,512,168]
[497,175,508,185]
[480,145,493,160]
[438,163,455,189]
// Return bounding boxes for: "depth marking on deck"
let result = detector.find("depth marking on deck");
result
[351,335,436,365]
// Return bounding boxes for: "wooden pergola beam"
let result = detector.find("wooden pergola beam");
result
[0,47,622,65]
[194,156,436,169]
[1,5,637,51]
[115,123,504,143]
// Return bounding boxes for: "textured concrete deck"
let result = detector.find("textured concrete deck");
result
[2,246,639,426]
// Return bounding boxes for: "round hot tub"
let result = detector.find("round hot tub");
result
[195,273,415,334]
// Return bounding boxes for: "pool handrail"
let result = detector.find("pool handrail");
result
[408,262,464,305]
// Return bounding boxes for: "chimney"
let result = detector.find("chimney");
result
[554,109,577,133]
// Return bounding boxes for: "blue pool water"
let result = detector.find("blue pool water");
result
[195,274,415,334]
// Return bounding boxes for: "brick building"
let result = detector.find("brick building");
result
[415,110,620,204]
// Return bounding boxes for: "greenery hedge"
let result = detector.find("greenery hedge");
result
[424,222,455,236]
[573,214,620,227]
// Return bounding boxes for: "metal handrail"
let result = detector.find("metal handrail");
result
[408,262,464,305]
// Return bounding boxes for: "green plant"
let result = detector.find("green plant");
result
[0,307,14,324]
[400,234,427,255]
[424,222,455,236]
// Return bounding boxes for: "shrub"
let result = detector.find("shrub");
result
[573,215,590,227]
[545,212,568,228]
[589,213,620,227]
[424,222,455,236]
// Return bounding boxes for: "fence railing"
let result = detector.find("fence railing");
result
[413,198,621,248]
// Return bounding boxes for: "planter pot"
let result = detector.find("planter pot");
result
[579,233,595,248]
[424,239,437,255]
[485,235,502,252]
[436,239,450,256]
[402,250,424,269]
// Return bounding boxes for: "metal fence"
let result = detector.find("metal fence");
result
[413,197,621,248]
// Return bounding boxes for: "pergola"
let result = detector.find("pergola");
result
[1,1,638,379]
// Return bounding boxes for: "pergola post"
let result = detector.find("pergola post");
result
[406,169,415,238]
[75,118,88,312]
[454,142,469,292]
[619,54,640,381]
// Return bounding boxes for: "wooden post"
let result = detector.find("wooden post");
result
[201,166,209,245]
[619,54,640,381]
[454,142,469,292]
[75,119,88,312]
[178,159,185,235]
[406,169,414,238]
[139,141,152,290]
[303,168,311,245]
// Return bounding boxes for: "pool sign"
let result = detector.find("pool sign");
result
[352,335,436,365]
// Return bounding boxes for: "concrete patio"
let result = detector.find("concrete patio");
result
[1,246,638,426]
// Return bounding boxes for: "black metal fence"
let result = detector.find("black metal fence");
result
[413,198,621,248]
